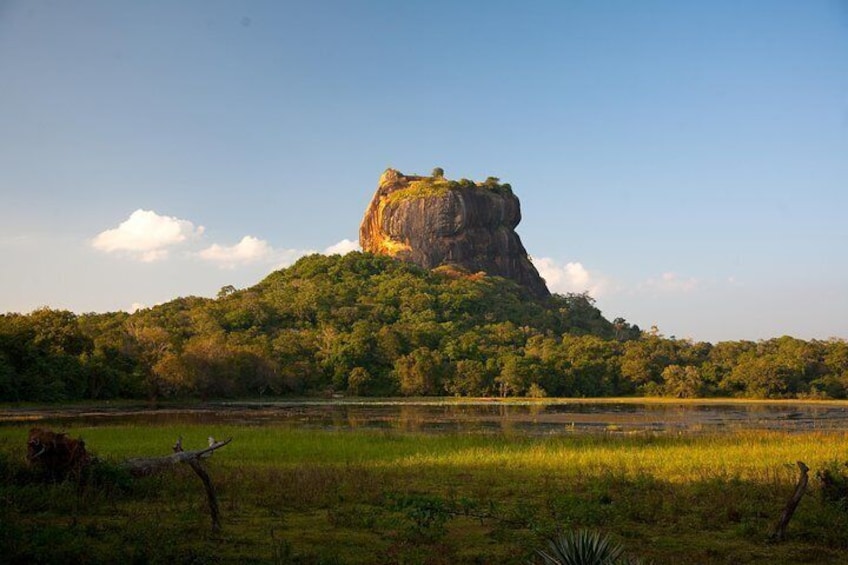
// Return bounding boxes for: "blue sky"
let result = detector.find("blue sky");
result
[1,0,846,343]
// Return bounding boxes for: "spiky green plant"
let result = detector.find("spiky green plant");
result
[534,529,625,565]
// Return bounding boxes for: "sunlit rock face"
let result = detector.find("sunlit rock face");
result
[359,168,550,298]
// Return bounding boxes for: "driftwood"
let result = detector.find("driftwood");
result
[124,436,232,533]
[122,436,232,477]
[26,429,231,532]
[770,460,810,542]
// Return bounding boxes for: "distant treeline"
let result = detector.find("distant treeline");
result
[1,253,846,402]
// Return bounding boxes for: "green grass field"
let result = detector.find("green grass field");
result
[2,422,848,564]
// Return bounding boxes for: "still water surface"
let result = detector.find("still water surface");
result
[3,400,848,435]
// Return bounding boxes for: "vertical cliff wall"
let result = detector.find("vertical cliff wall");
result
[359,169,550,298]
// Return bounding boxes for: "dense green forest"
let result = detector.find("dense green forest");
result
[1,252,847,402]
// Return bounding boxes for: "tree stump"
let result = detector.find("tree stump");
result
[770,461,810,542]
[26,428,91,480]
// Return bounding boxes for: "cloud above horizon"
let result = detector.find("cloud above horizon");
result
[91,209,204,262]
[533,257,612,297]
[643,272,699,293]
[198,235,277,268]
[197,235,363,270]
[323,239,360,255]
[93,209,361,272]
[199,236,360,269]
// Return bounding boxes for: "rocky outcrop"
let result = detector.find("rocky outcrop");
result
[359,169,550,298]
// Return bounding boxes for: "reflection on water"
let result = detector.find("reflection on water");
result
[3,400,848,435]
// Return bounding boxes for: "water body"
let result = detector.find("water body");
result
[3,400,848,435]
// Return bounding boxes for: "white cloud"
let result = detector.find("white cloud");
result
[273,248,314,270]
[92,209,204,262]
[198,236,331,270]
[644,272,699,293]
[95,209,361,273]
[127,302,147,313]
[533,257,611,297]
[324,239,360,255]
[198,235,276,269]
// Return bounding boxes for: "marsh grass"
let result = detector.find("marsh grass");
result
[2,425,848,563]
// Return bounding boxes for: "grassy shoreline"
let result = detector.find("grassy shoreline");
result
[4,395,848,413]
[3,422,848,563]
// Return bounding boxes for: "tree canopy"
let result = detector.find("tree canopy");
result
[1,252,845,402]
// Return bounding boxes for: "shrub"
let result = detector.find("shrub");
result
[818,461,848,510]
[534,529,644,565]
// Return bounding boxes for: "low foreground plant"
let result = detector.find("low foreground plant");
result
[534,529,642,565]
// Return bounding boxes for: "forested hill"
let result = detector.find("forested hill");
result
[1,252,847,402]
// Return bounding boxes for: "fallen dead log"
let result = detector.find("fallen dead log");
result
[122,436,232,477]
[26,429,231,532]
[124,436,232,533]
[770,460,810,542]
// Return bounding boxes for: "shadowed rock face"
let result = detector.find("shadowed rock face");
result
[359,169,550,298]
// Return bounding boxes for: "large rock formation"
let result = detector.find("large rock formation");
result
[359,168,550,298]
